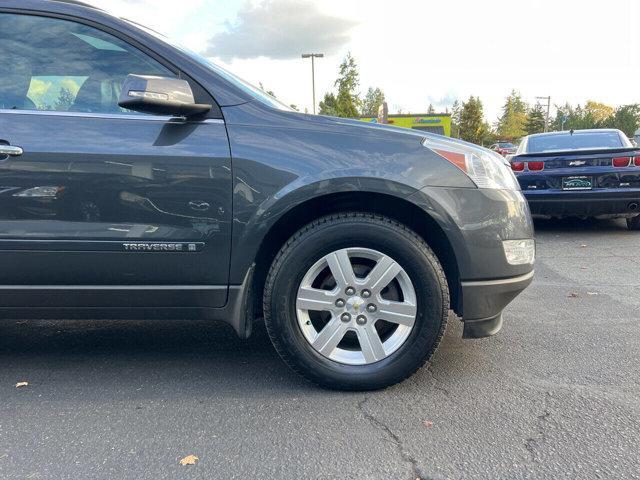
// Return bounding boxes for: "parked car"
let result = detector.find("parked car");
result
[510,129,640,230]
[490,142,518,156]
[0,0,535,390]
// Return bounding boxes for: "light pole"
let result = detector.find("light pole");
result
[302,53,323,114]
[536,96,551,132]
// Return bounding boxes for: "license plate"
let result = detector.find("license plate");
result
[562,176,592,190]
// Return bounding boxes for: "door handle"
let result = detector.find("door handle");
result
[0,145,23,157]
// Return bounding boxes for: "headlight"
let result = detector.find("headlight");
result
[422,136,520,190]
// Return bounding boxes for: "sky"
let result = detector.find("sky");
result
[89,0,640,123]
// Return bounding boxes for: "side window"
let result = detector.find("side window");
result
[0,13,174,114]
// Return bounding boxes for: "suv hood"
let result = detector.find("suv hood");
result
[315,114,509,164]
[319,115,430,140]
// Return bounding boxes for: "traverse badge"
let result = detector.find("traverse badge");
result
[122,242,203,252]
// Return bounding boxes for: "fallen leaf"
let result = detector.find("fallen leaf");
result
[422,420,434,428]
[568,293,579,298]
[15,382,29,388]
[179,455,199,466]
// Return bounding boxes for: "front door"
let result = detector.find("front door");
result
[0,12,232,308]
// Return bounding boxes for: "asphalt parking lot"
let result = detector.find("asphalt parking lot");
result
[1,218,638,480]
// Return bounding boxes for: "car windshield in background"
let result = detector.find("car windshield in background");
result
[527,131,627,153]
[499,142,516,148]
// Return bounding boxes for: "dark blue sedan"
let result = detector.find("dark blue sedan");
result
[510,129,640,230]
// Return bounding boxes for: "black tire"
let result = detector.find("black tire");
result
[263,212,449,391]
[627,215,640,231]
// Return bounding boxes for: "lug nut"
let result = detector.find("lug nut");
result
[356,315,367,325]
[361,289,371,298]
[340,313,352,323]
[335,298,346,308]
[367,304,377,313]
[345,286,356,296]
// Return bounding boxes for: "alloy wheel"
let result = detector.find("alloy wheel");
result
[296,247,417,365]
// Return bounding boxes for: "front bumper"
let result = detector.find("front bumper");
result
[409,187,535,337]
[460,270,534,338]
[524,189,640,217]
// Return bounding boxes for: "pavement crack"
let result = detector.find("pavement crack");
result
[426,364,450,396]
[524,394,553,463]
[358,396,429,480]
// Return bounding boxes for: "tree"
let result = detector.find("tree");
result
[602,104,640,137]
[548,101,638,135]
[318,92,339,116]
[525,103,547,135]
[551,102,580,131]
[333,53,361,118]
[361,87,385,117]
[458,96,488,144]
[450,100,462,138]
[496,90,528,141]
[585,101,614,124]
[551,102,597,131]
[319,53,361,118]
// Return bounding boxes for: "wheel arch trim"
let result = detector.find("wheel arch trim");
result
[230,181,466,325]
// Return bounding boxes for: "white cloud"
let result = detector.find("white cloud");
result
[206,0,357,60]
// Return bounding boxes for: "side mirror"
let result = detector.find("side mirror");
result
[118,74,211,117]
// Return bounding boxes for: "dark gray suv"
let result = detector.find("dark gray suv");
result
[0,0,534,390]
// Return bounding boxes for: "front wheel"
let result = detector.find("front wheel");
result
[263,213,449,390]
[627,215,640,231]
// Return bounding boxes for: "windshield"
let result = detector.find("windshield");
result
[527,131,629,153]
[498,142,516,148]
[123,19,293,111]
[179,50,293,111]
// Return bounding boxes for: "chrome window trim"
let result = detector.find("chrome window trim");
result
[0,108,224,124]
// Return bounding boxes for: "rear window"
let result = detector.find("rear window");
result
[527,131,627,153]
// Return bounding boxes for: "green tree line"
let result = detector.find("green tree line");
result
[311,54,640,145]
[452,92,640,145]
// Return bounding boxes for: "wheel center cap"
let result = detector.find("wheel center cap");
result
[346,296,366,315]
